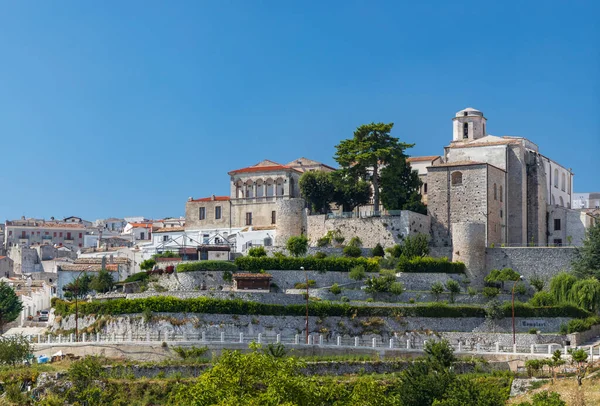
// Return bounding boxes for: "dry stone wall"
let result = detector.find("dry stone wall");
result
[485,247,577,280]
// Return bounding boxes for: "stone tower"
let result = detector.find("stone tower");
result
[274,198,307,247]
[452,107,487,142]
[451,222,487,287]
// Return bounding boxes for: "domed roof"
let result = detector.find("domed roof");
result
[455,107,484,117]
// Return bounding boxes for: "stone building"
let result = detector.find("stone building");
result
[184,158,333,252]
[406,156,442,205]
[412,107,578,248]
[4,217,88,250]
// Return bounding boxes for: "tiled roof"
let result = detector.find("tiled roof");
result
[0,256,6,260]
[74,257,130,264]
[191,196,230,202]
[232,273,272,279]
[129,223,153,228]
[407,156,441,163]
[153,226,186,233]
[59,263,119,272]
[5,221,86,229]
[228,164,301,175]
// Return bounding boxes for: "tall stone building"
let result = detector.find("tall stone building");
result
[419,107,575,247]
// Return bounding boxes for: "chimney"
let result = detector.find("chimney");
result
[211,195,216,201]
[109,254,114,264]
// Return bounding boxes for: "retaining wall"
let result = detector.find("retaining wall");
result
[485,247,577,280]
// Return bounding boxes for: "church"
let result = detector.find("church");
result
[415,107,578,247]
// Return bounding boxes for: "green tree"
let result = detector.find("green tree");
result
[349,265,366,281]
[248,246,267,257]
[90,269,114,293]
[371,243,385,257]
[0,335,31,366]
[432,378,507,406]
[330,170,372,212]
[286,235,309,257]
[379,150,426,214]
[445,280,461,303]
[63,274,93,300]
[424,340,456,369]
[298,170,335,214]
[549,272,577,304]
[140,258,157,271]
[334,122,412,213]
[0,282,23,333]
[516,391,566,406]
[529,291,557,306]
[431,281,444,301]
[572,219,600,278]
[397,361,455,406]
[569,278,600,312]
[568,348,589,386]
[365,270,397,294]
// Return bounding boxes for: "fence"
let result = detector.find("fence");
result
[22,332,600,359]
[325,210,403,220]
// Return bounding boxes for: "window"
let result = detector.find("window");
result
[140,232,145,240]
[245,212,253,226]
[500,209,503,218]
[451,171,463,186]
[163,235,169,242]
[423,183,428,195]
[493,183,497,200]
[66,233,71,240]
[79,244,82,247]
[59,232,63,237]
[463,123,468,139]
[271,210,276,224]
[21,231,26,238]
[53,232,57,237]
[554,168,558,188]
[215,206,222,220]
[79,233,82,238]
[199,207,206,220]
[8,231,11,236]
[45,232,49,235]
[499,185,503,202]
[553,239,563,247]
[554,219,561,231]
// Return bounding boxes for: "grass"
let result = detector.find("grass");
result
[507,376,600,405]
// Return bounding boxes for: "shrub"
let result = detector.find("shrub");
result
[401,233,430,259]
[529,275,545,292]
[235,256,379,273]
[445,280,461,303]
[140,259,157,271]
[397,256,466,274]
[371,243,385,257]
[349,265,366,280]
[286,235,309,257]
[123,272,149,283]
[485,299,504,320]
[500,301,590,319]
[177,261,237,273]
[247,246,267,257]
[485,268,521,284]
[431,282,444,301]
[566,316,600,333]
[316,237,330,247]
[390,282,405,295]
[340,296,349,302]
[329,283,342,295]
[365,270,397,294]
[467,287,477,296]
[0,336,31,366]
[347,237,362,248]
[343,245,362,258]
[295,280,316,289]
[482,287,500,299]
[529,328,538,334]
[514,283,527,296]
[313,252,327,259]
[173,346,209,360]
[529,291,556,306]
[379,256,399,270]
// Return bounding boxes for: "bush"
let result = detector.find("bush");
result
[445,280,461,303]
[123,272,149,283]
[390,282,405,295]
[349,265,366,281]
[247,246,267,257]
[235,256,379,273]
[294,280,316,289]
[343,245,362,258]
[313,252,327,259]
[140,259,157,271]
[500,301,590,319]
[431,282,444,301]
[365,270,397,294]
[340,296,349,302]
[329,283,342,295]
[467,287,477,296]
[397,256,466,274]
[177,261,237,273]
[485,268,521,284]
[347,237,362,248]
[514,283,527,296]
[482,287,500,299]
[0,336,31,366]
[371,243,385,257]
[529,291,557,307]
[529,275,545,292]
[286,235,309,257]
[566,316,600,333]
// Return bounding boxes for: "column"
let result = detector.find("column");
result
[239,333,244,343]
[276,334,281,344]
[337,336,341,346]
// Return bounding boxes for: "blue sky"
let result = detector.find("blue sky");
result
[0,1,598,221]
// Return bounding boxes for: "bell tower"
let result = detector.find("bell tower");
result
[452,107,487,142]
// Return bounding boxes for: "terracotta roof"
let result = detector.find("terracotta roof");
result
[74,257,130,264]
[228,164,301,175]
[129,223,153,228]
[407,156,441,163]
[232,273,272,279]
[153,226,186,233]
[0,256,6,260]
[191,196,230,202]
[5,221,86,229]
[59,263,119,272]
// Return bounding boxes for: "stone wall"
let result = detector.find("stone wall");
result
[274,199,306,246]
[452,222,486,286]
[54,312,572,337]
[126,290,306,305]
[306,212,430,249]
[485,247,577,280]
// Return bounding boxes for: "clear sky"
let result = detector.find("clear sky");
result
[0,1,598,221]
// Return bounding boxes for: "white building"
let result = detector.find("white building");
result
[572,193,600,210]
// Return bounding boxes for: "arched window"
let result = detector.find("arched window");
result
[554,169,558,188]
[451,171,463,186]
[559,196,564,207]
[493,183,497,200]
[463,123,469,139]
[561,173,566,191]
[499,185,503,202]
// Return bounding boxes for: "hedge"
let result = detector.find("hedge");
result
[501,301,591,319]
[176,261,238,273]
[122,272,150,283]
[396,256,466,274]
[234,256,379,273]
[566,316,600,333]
[52,296,587,320]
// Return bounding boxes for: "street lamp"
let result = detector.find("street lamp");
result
[301,266,309,344]
[512,275,525,345]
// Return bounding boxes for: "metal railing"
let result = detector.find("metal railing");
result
[20,332,600,359]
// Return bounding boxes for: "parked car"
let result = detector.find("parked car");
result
[39,310,49,322]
